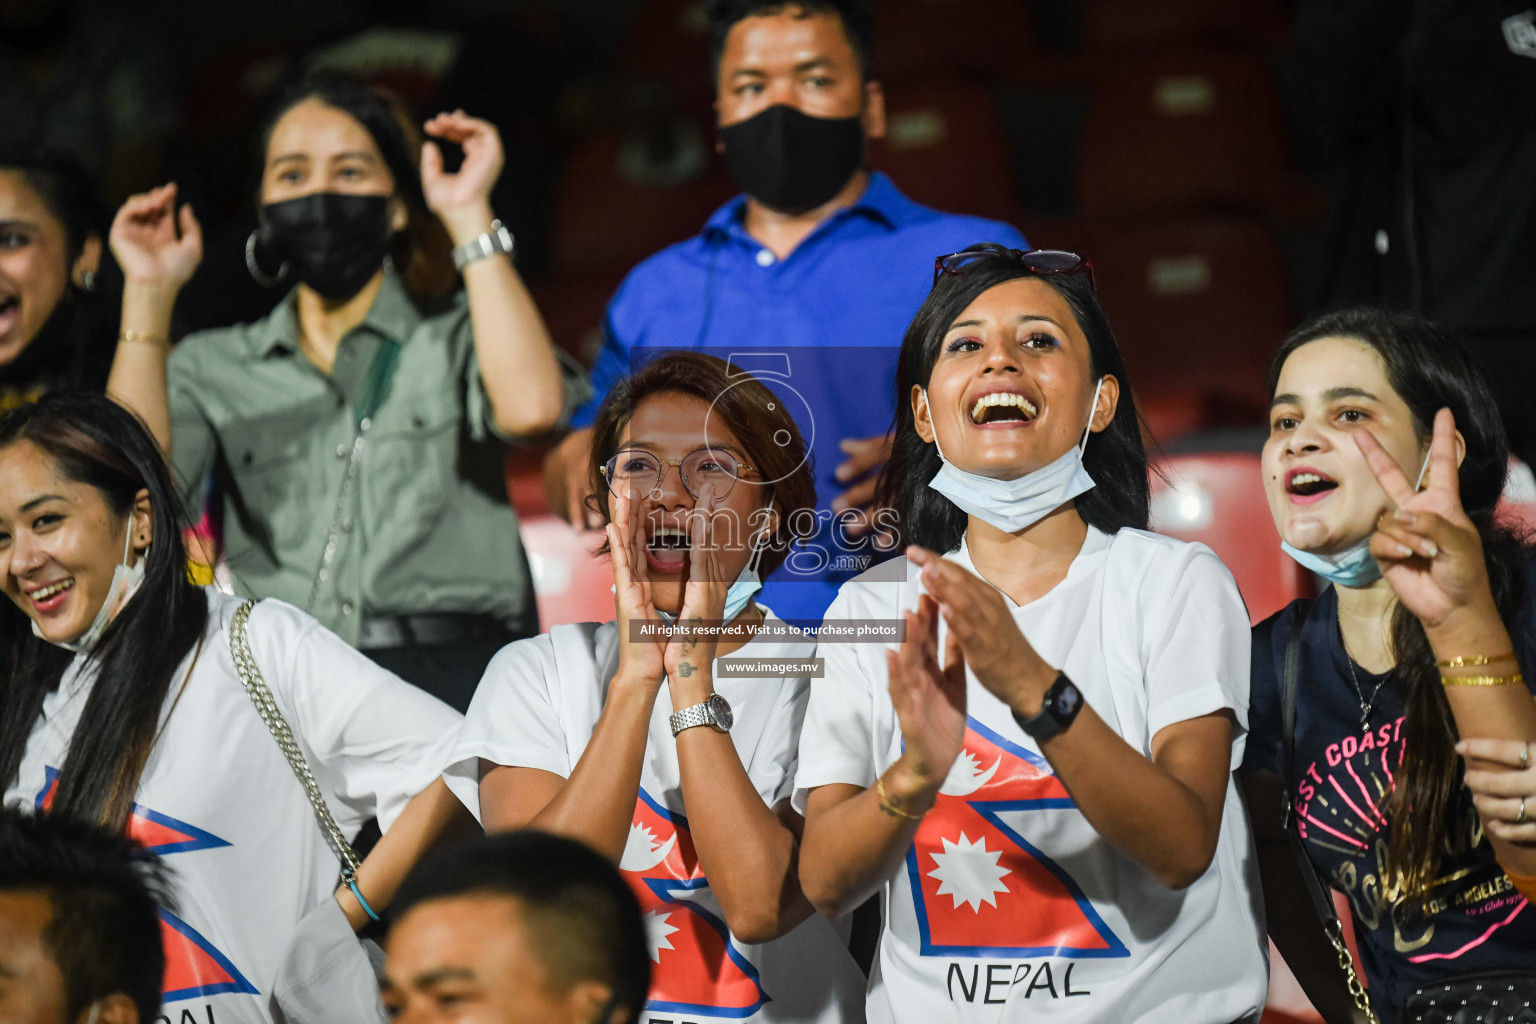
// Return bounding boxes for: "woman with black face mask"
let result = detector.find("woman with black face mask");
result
[105,73,589,712]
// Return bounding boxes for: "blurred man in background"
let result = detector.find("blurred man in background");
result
[0,807,170,1024]
[382,831,649,1024]
[543,0,1027,622]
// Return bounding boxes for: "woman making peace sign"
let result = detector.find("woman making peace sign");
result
[1242,309,1536,1024]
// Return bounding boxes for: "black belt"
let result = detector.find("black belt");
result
[356,612,511,650]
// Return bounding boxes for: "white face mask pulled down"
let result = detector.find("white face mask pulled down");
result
[925,378,1104,534]
[32,520,147,655]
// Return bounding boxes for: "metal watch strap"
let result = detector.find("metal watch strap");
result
[452,219,514,270]
[230,602,362,877]
[670,701,716,737]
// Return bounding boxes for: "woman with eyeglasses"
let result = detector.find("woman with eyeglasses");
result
[794,244,1268,1023]
[444,351,866,1024]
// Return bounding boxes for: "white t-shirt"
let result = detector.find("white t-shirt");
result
[793,528,1269,1024]
[444,615,867,1024]
[4,589,464,1024]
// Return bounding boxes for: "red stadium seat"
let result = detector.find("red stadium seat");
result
[1150,452,1313,625]
[873,0,1037,82]
[870,76,1019,218]
[1078,52,1291,218]
[1498,458,1536,535]
[1082,0,1289,52]
[520,515,617,632]
[1066,217,1291,440]
[552,122,735,274]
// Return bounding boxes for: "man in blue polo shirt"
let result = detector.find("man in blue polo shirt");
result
[544,0,1026,621]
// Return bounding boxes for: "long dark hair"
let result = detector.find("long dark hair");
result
[1271,307,1524,902]
[0,394,208,831]
[875,243,1151,554]
[0,149,115,392]
[256,72,456,301]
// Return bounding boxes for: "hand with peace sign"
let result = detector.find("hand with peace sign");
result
[1355,407,1495,631]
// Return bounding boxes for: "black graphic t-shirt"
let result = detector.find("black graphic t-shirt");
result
[1245,582,1536,1022]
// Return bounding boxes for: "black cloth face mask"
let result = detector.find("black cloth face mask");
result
[257,192,393,300]
[718,104,865,212]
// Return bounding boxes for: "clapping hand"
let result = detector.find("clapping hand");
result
[887,594,968,788]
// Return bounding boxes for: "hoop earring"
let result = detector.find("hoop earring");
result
[80,269,98,292]
[245,231,289,287]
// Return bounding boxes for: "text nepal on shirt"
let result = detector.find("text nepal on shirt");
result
[795,529,1270,1024]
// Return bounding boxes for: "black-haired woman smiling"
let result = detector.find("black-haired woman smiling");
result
[1242,309,1536,1024]
[0,150,113,411]
[0,393,469,1024]
[104,73,588,711]
[795,244,1267,1024]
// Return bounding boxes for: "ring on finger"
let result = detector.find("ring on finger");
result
[1520,797,1529,826]
[1522,742,1530,771]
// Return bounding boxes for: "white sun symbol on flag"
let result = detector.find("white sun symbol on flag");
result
[644,910,680,963]
[927,831,1012,912]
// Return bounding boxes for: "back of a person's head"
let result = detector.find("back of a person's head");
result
[392,831,650,1020]
[0,807,171,1024]
[706,0,876,82]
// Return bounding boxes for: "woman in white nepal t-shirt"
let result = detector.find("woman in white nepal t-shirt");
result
[794,248,1268,1024]
[0,395,468,1024]
[444,353,865,1024]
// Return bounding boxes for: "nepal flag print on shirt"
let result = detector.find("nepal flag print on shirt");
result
[35,767,261,1001]
[620,788,771,1019]
[905,718,1129,960]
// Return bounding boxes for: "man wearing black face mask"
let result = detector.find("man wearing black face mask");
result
[544,0,1026,624]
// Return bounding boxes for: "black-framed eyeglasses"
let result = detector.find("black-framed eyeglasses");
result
[932,246,1096,291]
[600,448,757,499]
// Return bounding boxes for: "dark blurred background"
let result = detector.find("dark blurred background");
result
[2,0,1372,446]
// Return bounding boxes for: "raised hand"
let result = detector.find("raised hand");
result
[608,486,667,688]
[1356,408,1493,630]
[908,546,1056,716]
[666,485,730,696]
[887,595,968,788]
[109,183,203,291]
[421,110,503,243]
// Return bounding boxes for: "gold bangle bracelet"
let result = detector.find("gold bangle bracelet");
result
[1441,673,1524,687]
[119,328,168,346]
[874,775,927,821]
[1437,653,1518,668]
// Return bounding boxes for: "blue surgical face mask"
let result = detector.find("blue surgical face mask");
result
[924,378,1104,534]
[33,521,147,655]
[1280,446,1433,588]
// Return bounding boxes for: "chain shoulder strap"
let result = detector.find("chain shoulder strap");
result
[229,601,362,879]
[1282,618,1380,1024]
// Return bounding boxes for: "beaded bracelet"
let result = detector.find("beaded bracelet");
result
[1437,653,1517,668]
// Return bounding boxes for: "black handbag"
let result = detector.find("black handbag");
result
[1280,628,1536,1024]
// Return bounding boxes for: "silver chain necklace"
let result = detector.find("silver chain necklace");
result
[1338,608,1390,728]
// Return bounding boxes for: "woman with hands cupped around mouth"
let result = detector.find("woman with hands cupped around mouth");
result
[794,244,1268,1024]
[1240,310,1536,1024]
[442,351,865,1024]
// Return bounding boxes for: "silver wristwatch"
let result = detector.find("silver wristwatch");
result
[669,693,734,737]
[451,219,515,270]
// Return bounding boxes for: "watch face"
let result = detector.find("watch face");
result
[709,693,734,732]
[1055,681,1081,718]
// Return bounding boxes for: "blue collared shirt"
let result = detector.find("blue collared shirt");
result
[574,173,1026,620]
